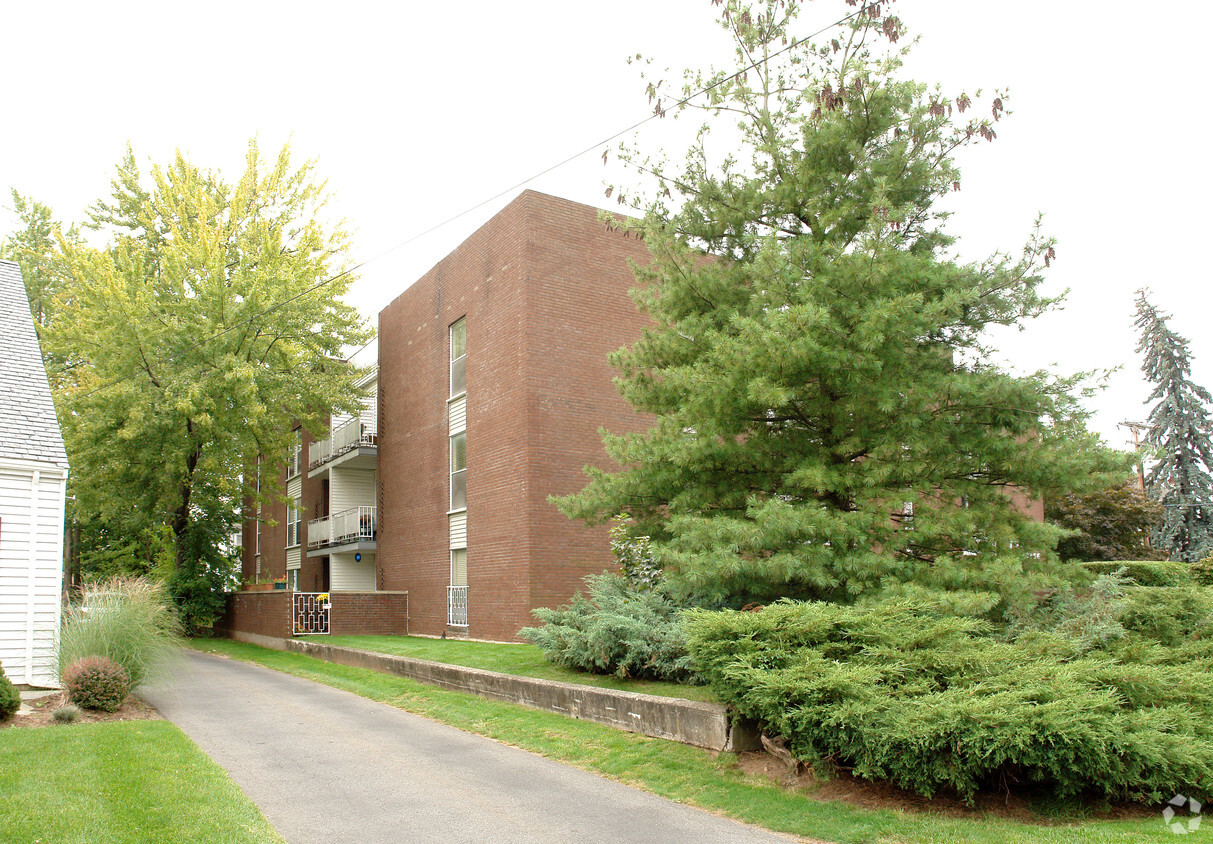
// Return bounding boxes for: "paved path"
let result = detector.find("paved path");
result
[142,651,804,844]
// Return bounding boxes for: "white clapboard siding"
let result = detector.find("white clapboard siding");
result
[331,468,376,513]
[360,392,377,429]
[287,547,301,571]
[0,464,67,687]
[450,511,467,550]
[330,552,376,591]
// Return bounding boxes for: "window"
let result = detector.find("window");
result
[287,430,302,478]
[451,549,467,587]
[901,501,914,530]
[286,497,302,548]
[450,432,467,511]
[450,318,466,397]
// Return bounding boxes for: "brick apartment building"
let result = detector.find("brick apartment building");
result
[237,190,655,641]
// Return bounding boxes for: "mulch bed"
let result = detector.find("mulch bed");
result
[2,691,162,730]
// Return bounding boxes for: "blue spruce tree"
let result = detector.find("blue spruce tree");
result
[1135,291,1213,561]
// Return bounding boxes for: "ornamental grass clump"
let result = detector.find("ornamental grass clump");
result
[60,577,183,690]
[63,656,130,712]
[684,597,1213,803]
[52,703,81,723]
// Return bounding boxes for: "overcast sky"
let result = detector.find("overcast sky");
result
[3,0,1210,451]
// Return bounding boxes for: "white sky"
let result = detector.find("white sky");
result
[2,0,1210,451]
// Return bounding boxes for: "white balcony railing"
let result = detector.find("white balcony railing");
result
[307,506,376,550]
[448,586,468,627]
[309,417,378,469]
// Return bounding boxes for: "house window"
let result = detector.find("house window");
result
[286,498,302,548]
[450,318,467,398]
[451,548,467,587]
[450,432,467,511]
[287,430,303,479]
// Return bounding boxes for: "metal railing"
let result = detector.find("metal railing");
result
[447,586,468,627]
[309,417,378,469]
[307,506,376,549]
[293,592,331,635]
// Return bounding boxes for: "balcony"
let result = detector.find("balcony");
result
[309,417,377,474]
[307,506,377,555]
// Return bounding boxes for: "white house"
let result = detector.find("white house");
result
[0,259,68,687]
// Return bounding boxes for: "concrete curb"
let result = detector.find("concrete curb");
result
[227,632,758,752]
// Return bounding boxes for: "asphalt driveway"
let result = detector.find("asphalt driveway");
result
[142,651,804,844]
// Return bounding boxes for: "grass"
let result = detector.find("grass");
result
[195,637,1176,843]
[304,633,721,702]
[0,720,283,844]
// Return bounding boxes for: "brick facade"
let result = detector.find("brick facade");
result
[378,191,655,641]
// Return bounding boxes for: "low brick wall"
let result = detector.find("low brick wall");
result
[218,591,408,638]
[329,592,408,635]
[225,634,758,753]
[217,592,291,639]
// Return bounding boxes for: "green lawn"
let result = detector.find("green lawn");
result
[196,638,1174,843]
[303,633,720,702]
[0,720,283,844]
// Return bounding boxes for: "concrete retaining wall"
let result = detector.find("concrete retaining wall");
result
[227,632,757,752]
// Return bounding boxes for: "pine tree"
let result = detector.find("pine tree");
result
[558,0,1117,611]
[1134,291,1213,561]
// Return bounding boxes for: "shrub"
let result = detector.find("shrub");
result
[684,598,1213,803]
[60,577,183,689]
[1081,560,1192,587]
[53,703,81,723]
[63,656,131,712]
[521,573,698,682]
[0,662,19,722]
[1191,554,1213,587]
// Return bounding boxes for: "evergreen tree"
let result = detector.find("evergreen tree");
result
[1134,291,1213,561]
[558,0,1116,611]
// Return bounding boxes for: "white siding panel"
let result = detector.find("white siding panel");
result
[331,468,376,513]
[287,476,302,499]
[286,548,301,571]
[450,512,467,550]
[0,466,66,686]
[330,552,376,591]
[360,393,377,429]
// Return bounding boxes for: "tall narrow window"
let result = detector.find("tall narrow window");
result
[287,430,302,478]
[450,432,467,511]
[450,318,467,397]
[451,549,467,587]
[286,497,302,547]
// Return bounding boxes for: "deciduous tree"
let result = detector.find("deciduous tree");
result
[559,0,1115,611]
[44,141,369,593]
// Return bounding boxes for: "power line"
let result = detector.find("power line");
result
[55,2,879,400]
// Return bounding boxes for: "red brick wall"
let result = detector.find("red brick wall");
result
[218,591,408,638]
[378,191,655,641]
[329,592,408,635]
[217,592,292,639]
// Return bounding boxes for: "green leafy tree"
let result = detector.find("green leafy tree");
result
[1134,291,1213,561]
[43,141,369,611]
[1046,477,1164,562]
[0,190,82,332]
[559,0,1114,611]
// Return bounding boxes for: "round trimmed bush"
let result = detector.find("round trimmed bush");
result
[0,662,19,722]
[63,656,131,712]
[53,703,81,724]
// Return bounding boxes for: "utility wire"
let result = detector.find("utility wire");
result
[60,2,879,399]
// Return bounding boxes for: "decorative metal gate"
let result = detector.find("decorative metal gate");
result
[293,592,331,635]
